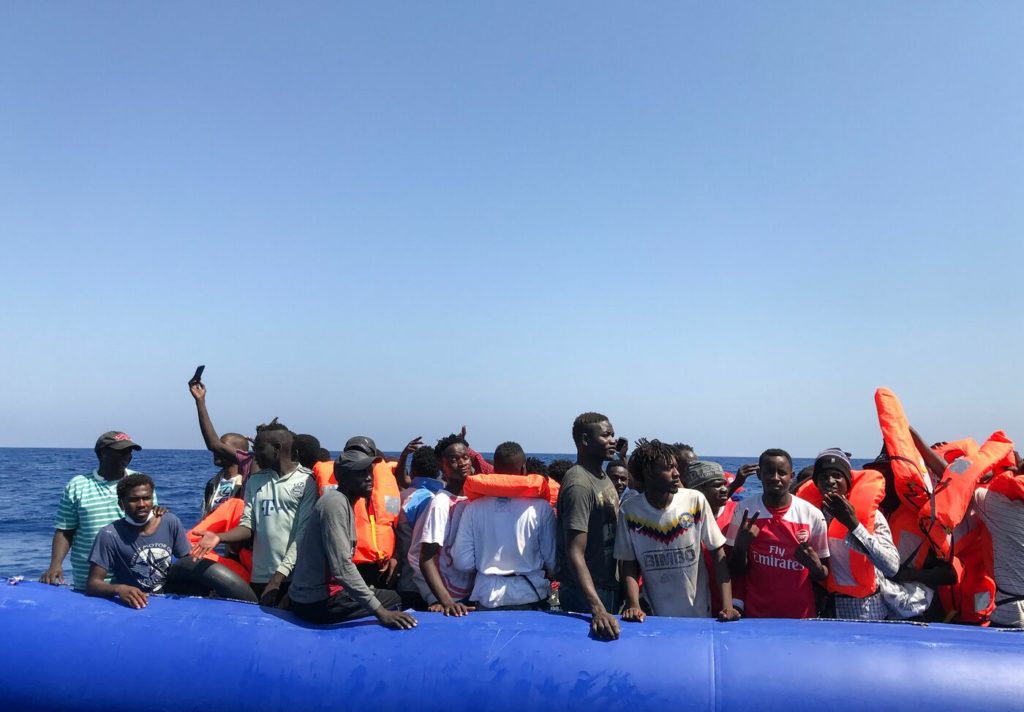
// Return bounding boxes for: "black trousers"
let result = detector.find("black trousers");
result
[291,588,402,624]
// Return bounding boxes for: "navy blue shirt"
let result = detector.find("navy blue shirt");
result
[88,513,190,592]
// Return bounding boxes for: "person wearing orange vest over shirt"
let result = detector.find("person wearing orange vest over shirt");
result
[313,435,402,589]
[807,449,901,620]
[973,452,1024,628]
[726,448,830,619]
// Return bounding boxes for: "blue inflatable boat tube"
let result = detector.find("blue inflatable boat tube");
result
[2,581,1023,712]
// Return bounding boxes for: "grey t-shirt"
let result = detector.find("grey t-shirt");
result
[88,513,190,593]
[556,464,619,591]
[289,489,382,612]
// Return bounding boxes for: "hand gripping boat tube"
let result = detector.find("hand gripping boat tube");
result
[3,581,1024,712]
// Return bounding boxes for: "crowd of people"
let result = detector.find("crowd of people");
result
[38,376,1024,639]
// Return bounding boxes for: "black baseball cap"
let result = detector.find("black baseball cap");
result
[95,431,142,452]
[336,450,376,476]
[344,436,380,457]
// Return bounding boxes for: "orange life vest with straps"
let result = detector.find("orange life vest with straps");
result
[313,459,402,565]
[187,498,252,582]
[797,469,886,598]
[939,519,995,625]
[920,431,1014,557]
[887,503,932,569]
[875,387,932,511]
[463,473,560,507]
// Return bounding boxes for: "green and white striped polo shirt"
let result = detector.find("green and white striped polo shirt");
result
[53,470,156,590]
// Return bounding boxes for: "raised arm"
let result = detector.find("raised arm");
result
[188,379,237,462]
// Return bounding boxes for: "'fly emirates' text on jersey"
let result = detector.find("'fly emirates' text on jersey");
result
[726,496,829,619]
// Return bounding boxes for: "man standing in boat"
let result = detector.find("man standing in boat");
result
[556,412,621,639]
[41,431,146,590]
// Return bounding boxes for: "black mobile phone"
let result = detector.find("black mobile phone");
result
[190,365,206,384]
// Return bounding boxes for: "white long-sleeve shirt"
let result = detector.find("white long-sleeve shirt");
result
[451,496,556,608]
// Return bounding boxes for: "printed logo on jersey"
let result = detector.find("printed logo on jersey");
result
[642,545,698,571]
[129,543,172,591]
[624,506,702,545]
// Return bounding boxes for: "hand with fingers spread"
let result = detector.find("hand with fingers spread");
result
[401,436,424,459]
[429,600,475,617]
[191,530,220,559]
[377,609,418,630]
[621,606,646,623]
[822,492,859,531]
[116,585,149,610]
[734,510,761,549]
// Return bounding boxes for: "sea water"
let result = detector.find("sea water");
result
[0,447,854,581]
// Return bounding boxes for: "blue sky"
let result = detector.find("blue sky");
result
[1,4,1021,456]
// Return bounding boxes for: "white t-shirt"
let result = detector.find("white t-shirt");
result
[614,489,726,617]
[451,496,556,608]
[409,490,473,604]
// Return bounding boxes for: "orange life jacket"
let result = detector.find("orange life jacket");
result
[187,499,252,582]
[313,459,401,565]
[886,503,932,569]
[463,473,560,507]
[875,387,932,511]
[797,469,886,598]
[988,471,1024,501]
[939,521,995,625]
[919,431,1014,557]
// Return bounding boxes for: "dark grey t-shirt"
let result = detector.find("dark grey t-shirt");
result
[289,489,381,612]
[88,513,190,592]
[556,464,619,591]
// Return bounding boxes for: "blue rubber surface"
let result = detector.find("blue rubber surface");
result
[1,581,1023,712]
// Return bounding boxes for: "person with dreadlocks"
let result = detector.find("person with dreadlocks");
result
[192,419,318,607]
[615,441,739,621]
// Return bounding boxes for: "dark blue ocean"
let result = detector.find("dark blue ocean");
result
[0,447,855,581]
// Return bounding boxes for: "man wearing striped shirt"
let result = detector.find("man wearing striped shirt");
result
[41,431,147,591]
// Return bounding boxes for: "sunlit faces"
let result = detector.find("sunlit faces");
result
[581,421,617,462]
[439,443,472,481]
[120,485,154,524]
[757,455,792,498]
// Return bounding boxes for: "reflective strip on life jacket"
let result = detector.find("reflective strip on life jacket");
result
[938,522,995,625]
[797,469,885,598]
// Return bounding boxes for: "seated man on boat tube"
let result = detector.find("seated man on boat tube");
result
[192,421,318,607]
[289,450,417,629]
[86,474,191,610]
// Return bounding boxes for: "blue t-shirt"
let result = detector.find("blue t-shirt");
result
[88,513,191,592]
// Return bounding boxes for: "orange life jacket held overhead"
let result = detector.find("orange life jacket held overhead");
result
[797,469,886,598]
[313,459,401,565]
[874,387,932,511]
[463,473,560,507]
[186,498,252,582]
